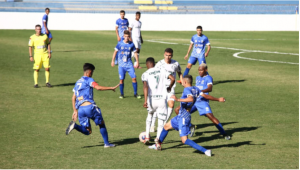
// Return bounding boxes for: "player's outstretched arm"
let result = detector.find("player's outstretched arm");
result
[171,95,194,103]
[184,43,193,60]
[201,93,225,102]
[72,93,78,121]
[111,51,117,67]
[205,45,211,57]
[167,74,175,92]
[143,81,148,108]
[94,83,120,91]
[201,84,212,93]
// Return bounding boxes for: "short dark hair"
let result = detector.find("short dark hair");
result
[164,48,173,54]
[120,10,125,14]
[124,30,130,35]
[136,11,141,15]
[83,63,95,72]
[146,57,155,64]
[35,24,41,28]
[45,8,50,11]
[197,26,202,30]
[184,75,193,84]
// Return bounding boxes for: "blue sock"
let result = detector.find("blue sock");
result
[132,82,137,95]
[159,128,169,143]
[185,139,207,153]
[183,68,190,77]
[99,124,109,145]
[74,123,90,135]
[215,123,226,135]
[120,83,124,95]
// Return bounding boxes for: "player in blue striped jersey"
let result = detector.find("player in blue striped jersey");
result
[65,63,119,148]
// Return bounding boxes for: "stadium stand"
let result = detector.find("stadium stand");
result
[0,0,298,14]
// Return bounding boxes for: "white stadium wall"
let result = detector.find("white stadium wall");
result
[0,12,298,31]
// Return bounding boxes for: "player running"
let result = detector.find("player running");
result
[142,57,175,144]
[150,48,182,132]
[149,75,226,156]
[65,63,119,148]
[42,8,53,46]
[129,11,143,69]
[115,10,129,65]
[182,26,211,78]
[111,30,141,99]
[28,24,52,88]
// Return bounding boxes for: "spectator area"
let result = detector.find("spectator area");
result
[0,0,298,14]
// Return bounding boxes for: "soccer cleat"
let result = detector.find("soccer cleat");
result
[134,94,141,99]
[46,82,52,88]
[119,95,124,99]
[148,143,161,151]
[104,143,116,148]
[150,126,155,132]
[224,135,231,140]
[34,84,39,88]
[66,121,75,135]
[144,138,150,145]
[190,124,196,137]
[205,150,212,157]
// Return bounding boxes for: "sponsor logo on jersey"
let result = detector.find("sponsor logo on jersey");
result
[201,80,204,84]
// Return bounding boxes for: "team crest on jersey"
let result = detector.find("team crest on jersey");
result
[201,80,204,84]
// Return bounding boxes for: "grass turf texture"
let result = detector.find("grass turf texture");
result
[0,30,298,169]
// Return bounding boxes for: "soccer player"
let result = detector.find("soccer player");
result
[182,26,211,78]
[176,63,230,140]
[129,11,143,69]
[150,48,182,132]
[65,63,119,148]
[28,24,52,88]
[111,30,140,99]
[149,75,226,157]
[42,8,53,45]
[142,57,175,144]
[115,10,129,65]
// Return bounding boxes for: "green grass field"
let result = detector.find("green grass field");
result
[0,30,298,169]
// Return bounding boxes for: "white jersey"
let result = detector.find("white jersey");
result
[130,20,142,38]
[155,59,181,89]
[141,67,171,100]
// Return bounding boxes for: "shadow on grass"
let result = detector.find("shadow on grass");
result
[52,83,76,87]
[214,79,246,85]
[194,122,238,130]
[55,50,91,52]
[82,137,140,148]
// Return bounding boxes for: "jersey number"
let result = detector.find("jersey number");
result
[154,75,160,89]
[76,83,82,96]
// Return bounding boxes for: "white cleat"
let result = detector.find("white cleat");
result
[150,126,155,132]
[148,144,161,151]
[205,150,212,157]
[104,143,116,148]
[65,121,75,135]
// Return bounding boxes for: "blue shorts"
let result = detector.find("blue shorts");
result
[78,104,103,128]
[188,56,206,65]
[171,115,191,137]
[195,102,212,116]
[118,66,136,80]
[42,30,53,39]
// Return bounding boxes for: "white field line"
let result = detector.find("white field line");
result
[145,39,299,65]
[152,39,266,41]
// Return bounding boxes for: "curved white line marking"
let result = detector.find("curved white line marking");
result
[233,52,299,65]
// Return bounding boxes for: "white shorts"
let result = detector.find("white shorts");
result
[147,97,167,121]
[132,37,142,49]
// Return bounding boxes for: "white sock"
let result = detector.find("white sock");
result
[156,119,165,139]
[166,107,173,121]
[151,112,157,127]
[146,112,153,138]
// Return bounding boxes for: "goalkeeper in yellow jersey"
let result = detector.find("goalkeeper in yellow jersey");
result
[28,24,52,88]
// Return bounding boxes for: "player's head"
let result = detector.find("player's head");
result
[183,75,193,87]
[164,48,173,63]
[136,11,141,20]
[196,26,202,35]
[83,63,95,77]
[198,63,208,77]
[45,8,50,15]
[120,10,125,18]
[35,24,41,35]
[123,30,130,42]
[146,57,155,69]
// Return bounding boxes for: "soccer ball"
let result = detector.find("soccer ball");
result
[139,132,150,143]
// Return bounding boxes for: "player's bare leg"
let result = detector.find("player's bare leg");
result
[34,69,39,88]
[45,68,52,87]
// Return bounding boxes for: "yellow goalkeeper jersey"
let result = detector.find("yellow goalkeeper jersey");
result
[28,34,49,55]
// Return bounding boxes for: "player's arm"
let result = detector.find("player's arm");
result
[205,44,211,57]
[143,81,148,108]
[72,93,78,121]
[167,74,175,92]
[115,24,120,41]
[93,82,120,91]
[184,43,193,60]
[200,93,225,102]
[47,38,51,58]
[172,95,194,103]
[128,27,132,41]
[29,46,33,62]
[134,51,139,67]
[201,84,212,93]
[140,31,143,43]
[111,45,119,67]
[43,15,48,34]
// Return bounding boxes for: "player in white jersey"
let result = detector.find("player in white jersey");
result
[129,11,143,69]
[142,57,175,144]
[150,48,183,132]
